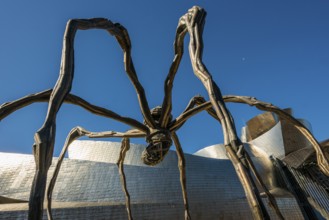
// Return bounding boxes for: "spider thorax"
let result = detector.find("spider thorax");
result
[142,106,173,166]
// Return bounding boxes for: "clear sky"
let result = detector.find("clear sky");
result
[0,0,328,156]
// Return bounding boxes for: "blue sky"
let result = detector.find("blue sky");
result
[0,0,328,156]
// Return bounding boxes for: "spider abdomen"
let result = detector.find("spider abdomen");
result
[142,129,172,166]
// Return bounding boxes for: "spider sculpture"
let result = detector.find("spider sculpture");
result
[1,6,328,220]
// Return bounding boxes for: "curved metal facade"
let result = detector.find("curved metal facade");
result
[0,110,328,219]
[243,111,329,219]
[0,140,304,219]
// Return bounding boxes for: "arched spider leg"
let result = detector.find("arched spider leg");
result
[171,94,329,218]
[159,16,188,128]
[0,89,146,220]
[46,127,144,220]
[117,138,133,220]
[162,7,269,219]
[171,132,191,220]
[159,7,268,218]
[180,95,219,127]
[0,89,148,133]
[169,101,211,132]
[29,18,155,219]
[171,94,329,175]
[1,88,146,220]
[223,95,329,177]
[160,7,268,217]
[169,95,284,219]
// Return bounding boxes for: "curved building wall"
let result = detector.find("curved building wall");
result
[193,144,228,159]
[248,122,285,158]
[241,110,329,219]
[0,141,304,219]
[243,110,315,159]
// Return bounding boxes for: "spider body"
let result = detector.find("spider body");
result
[143,129,172,165]
[1,5,328,220]
[142,106,173,166]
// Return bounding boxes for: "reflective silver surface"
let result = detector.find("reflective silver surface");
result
[0,141,303,219]
[243,111,329,219]
[0,110,328,219]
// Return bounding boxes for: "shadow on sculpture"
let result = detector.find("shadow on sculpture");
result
[0,6,328,220]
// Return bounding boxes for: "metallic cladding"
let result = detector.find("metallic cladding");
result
[0,110,327,219]
[0,141,303,219]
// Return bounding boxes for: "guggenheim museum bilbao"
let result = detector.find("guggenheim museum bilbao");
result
[0,110,328,219]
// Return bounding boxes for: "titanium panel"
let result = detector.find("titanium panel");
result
[0,141,304,219]
[248,122,285,158]
[193,144,228,159]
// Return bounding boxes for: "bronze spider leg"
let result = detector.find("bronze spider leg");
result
[173,95,329,175]
[46,127,144,220]
[0,90,146,220]
[0,90,148,219]
[243,153,284,219]
[10,90,322,178]
[117,138,133,220]
[171,94,329,218]
[223,95,329,177]
[158,12,187,128]
[161,6,269,219]
[171,132,191,220]
[170,95,284,219]
[29,18,155,219]
[185,95,285,218]
[0,90,148,133]
[172,94,329,175]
